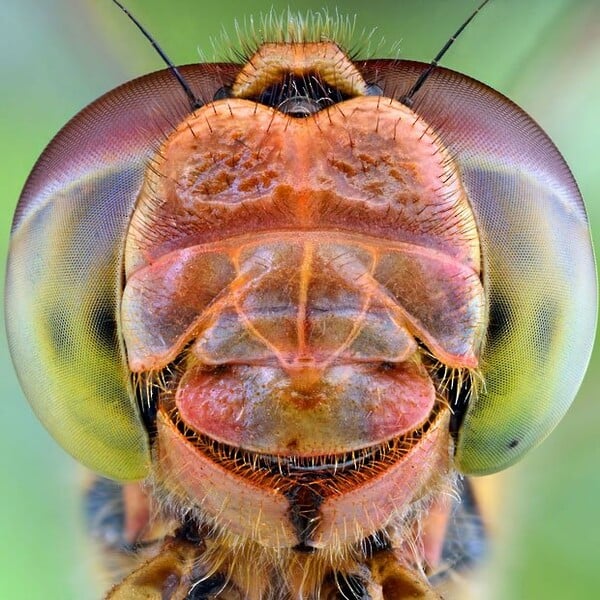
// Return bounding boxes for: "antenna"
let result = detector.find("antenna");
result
[110,0,203,110]
[401,0,492,107]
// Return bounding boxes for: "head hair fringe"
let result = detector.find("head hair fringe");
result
[203,9,386,65]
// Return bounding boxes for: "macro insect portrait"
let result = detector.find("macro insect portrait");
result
[3,1,598,599]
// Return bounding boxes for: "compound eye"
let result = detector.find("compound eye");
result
[5,64,242,480]
[365,59,596,476]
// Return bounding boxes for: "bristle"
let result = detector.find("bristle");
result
[208,9,385,65]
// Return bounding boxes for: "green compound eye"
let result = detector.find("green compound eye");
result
[6,163,152,480]
[453,162,596,474]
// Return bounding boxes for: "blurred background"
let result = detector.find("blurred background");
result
[1,0,598,598]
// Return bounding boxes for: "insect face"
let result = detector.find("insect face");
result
[4,3,597,599]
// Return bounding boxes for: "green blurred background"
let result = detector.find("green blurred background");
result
[1,0,598,598]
